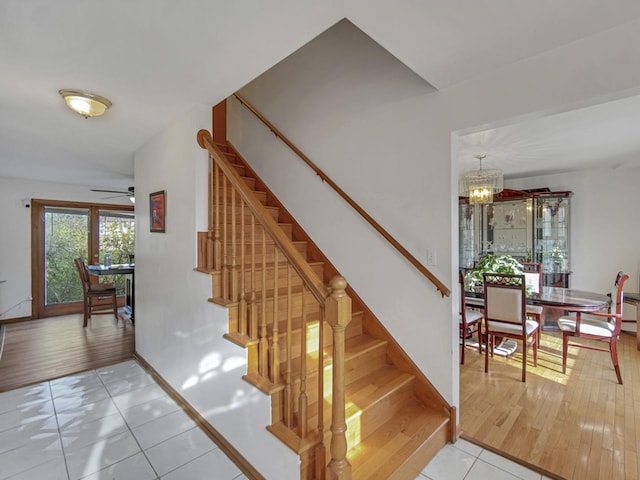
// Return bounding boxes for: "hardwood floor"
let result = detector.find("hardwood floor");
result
[460,328,640,480]
[0,312,134,392]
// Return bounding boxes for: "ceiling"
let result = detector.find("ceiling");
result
[3,1,640,190]
[458,92,640,180]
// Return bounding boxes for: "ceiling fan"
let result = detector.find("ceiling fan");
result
[91,186,135,203]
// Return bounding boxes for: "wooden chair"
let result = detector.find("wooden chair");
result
[74,257,118,327]
[521,262,543,325]
[459,270,483,365]
[483,272,539,382]
[557,271,629,384]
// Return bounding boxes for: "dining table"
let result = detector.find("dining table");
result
[86,263,135,322]
[466,286,611,331]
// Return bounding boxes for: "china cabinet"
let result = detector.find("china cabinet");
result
[459,189,572,287]
[533,191,572,287]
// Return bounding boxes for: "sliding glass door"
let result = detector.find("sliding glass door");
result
[43,206,89,307]
[32,200,135,318]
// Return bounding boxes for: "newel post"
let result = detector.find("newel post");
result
[326,276,352,480]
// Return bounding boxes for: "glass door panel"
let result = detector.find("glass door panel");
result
[44,207,89,306]
[32,200,135,319]
[98,210,135,296]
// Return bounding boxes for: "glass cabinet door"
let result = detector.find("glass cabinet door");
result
[480,198,533,261]
[459,203,478,268]
[458,190,572,286]
[534,193,572,285]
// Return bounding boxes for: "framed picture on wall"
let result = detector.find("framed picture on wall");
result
[149,190,166,233]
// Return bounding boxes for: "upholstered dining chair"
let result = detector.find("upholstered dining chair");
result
[483,272,539,382]
[459,270,483,365]
[521,262,543,325]
[74,257,118,327]
[557,271,629,384]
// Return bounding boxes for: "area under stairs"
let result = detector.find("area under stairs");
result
[197,140,452,480]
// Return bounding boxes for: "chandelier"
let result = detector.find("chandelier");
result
[459,154,504,204]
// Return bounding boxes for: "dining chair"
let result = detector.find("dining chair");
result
[459,270,483,365]
[521,262,543,325]
[557,271,629,384]
[483,272,539,382]
[74,257,118,327]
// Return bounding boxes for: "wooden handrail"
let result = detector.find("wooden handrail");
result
[233,93,450,298]
[197,129,327,304]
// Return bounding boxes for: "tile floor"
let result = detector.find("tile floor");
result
[0,359,551,480]
[416,438,554,480]
[0,360,246,480]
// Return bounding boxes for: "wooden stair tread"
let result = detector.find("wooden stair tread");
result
[308,365,414,427]
[343,365,413,406]
[348,401,449,480]
[342,334,387,362]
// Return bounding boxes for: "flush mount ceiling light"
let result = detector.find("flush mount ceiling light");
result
[59,89,112,118]
[459,154,504,204]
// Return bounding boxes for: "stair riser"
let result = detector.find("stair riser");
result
[213,274,317,305]
[214,187,265,200]
[316,381,416,466]
[209,165,254,184]
[230,163,245,176]
[213,189,267,203]
[238,263,323,293]
[316,341,388,401]
[272,311,363,357]
[225,291,321,333]
[217,242,308,264]
[250,293,321,325]
[277,334,388,419]
[210,204,279,222]
[212,143,230,153]
[210,172,256,190]
[219,225,293,244]
[349,381,416,443]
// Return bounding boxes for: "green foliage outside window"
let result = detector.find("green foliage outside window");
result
[99,215,135,295]
[45,210,135,305]
[45,212,88,304]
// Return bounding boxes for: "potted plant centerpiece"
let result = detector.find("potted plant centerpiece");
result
[464,254,524,292]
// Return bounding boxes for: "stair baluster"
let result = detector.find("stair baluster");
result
[213,161,222,271]
[222,175,229,300]
[207,155,214,269]
[315,304,326,480]
[249,216,258,339]
[298,284,308,439]
[284,264,294,427]
[258,229,268,377]
[326,276,352,480]
[270,249,280,384]
[230,182,238,301]
[239,197,248,336]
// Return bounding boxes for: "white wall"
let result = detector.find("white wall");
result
[227,15,640,414]
[133,105,299,479]
[229,20,456,405]
[507,167,640,326]
[0,177,130,320]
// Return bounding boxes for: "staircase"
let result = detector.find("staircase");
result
[196,131,452,479]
